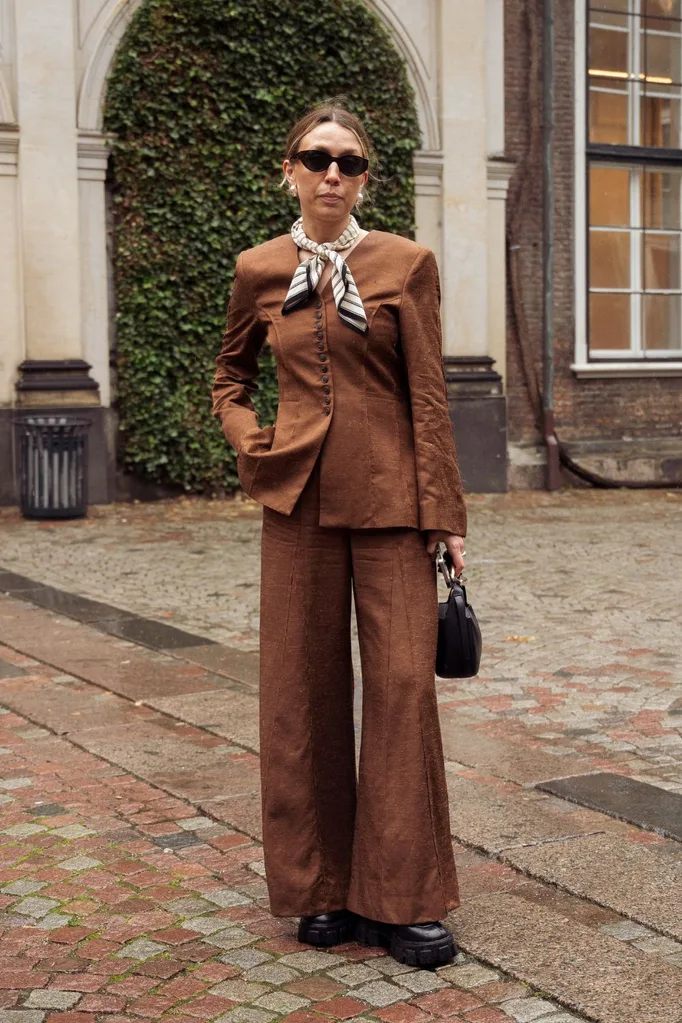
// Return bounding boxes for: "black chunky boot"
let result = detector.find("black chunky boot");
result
[355,916,456,967]
[297,910,355,947]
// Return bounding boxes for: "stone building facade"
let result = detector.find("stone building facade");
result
[1,0,678,505]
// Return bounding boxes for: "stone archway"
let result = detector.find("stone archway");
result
[75,0,446,417]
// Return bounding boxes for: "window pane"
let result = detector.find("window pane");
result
[590,88,629,142]
[590,165,631,225]
[644,0,682,21]
[642,167,682,227]
[590,229,631,287]
[643,231,681,288]
[589,25,629,76]
[641,88,682,146]
[644,293,682,348]
[643,22,682,83]
[591,0,629,12]
[589,293,631,350]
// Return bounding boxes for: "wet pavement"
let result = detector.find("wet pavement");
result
[0,486,681,1023]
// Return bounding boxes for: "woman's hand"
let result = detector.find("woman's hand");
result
[425,531,466,578]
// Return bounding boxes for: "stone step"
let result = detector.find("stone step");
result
[503,831,682,942]
[0,670,262,841]
[450,892,682,1023]
[440,712,597,784]
[447,773,682,941]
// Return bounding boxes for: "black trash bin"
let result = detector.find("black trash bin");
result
[14,414,92,519]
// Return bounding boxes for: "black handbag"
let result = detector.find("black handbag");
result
[435,546,482,678]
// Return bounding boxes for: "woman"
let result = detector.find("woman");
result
[212,102,467,968]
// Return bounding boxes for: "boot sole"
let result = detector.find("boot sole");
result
[297,915,354,947]
[354,916,456,967]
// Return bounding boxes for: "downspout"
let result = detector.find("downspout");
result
[542,0,562,490]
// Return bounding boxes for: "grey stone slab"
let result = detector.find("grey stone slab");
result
[205,927,259,950]
[253,992,310,1013]
[0,1012,47,1023]
[27,803,67,817]
[451,892,682,1023]
[0,569,45,592]
[97,614,214,650]
[174,642,259,689]
[13,584,137,626]
[446,775,607,853]
[215,1010,275,1023]
[537,773,682,841]
[440,717,594,785]
[115,938,168,960]
[152,831,204,850]
[1,880,47,896]
[13,896,60,918]
[503,999,562,1021]
[24,991,80,1009]
[149,689,260,752]
[220,948,274,969]
[352,980,411,1006]
[0,658,26,678]
[209,980,270,1001]
[504,832,682,941]
[164,896,217,917]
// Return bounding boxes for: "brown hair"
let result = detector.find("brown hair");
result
[280,99,379,205]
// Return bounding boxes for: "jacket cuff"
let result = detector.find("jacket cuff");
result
[419,504,467,537]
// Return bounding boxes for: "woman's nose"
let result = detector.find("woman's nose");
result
[325,162,341,182]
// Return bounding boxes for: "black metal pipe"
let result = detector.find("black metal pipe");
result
[542,0,562,490]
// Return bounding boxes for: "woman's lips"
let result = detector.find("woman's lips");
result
[320,195,342,203]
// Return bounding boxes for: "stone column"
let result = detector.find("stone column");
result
[9,0,107,505]
[0,127,22,504]
[78,131,112,408]
[438,0,507,492]
[15,0,83,363]
[413,150,443,265]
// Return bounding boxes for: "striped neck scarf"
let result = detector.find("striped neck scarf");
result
[282,215,369,335]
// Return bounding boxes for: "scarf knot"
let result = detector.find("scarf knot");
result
[282,215,369,335]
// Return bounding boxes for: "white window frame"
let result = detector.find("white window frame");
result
[573,0,682,376]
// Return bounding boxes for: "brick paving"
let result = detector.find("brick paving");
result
[0,487,681,1021]
[0,489,680,790]
[0,692,587,1023]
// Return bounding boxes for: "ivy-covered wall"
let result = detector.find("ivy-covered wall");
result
[104,0,421,493]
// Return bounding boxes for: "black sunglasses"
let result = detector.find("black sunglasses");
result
[292,149,369,177]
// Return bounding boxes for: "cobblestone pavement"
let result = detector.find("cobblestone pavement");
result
[0,660,589,1023]
[1,488,680,790]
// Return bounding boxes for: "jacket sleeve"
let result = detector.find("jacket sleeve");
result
[398,246,467,537]
[211,252,267,454]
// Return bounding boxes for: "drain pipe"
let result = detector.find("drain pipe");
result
[542,0,562,490]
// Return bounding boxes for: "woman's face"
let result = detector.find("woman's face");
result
[283,122,369,224]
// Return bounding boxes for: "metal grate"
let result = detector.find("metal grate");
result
[14,415,91,519]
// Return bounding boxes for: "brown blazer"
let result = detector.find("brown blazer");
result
[211,229,467,536]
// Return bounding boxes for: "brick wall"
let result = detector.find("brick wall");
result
[504,0,682,449]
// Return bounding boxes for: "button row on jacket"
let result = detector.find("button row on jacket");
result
[313,301,330,414]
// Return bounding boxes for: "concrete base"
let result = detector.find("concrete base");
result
[445,355,508,493]
[563,437,682,485]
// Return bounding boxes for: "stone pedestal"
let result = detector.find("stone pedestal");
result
[0,359,115,507]
[445,355,508,493]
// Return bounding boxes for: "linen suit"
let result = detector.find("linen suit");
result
[212,229,467,924]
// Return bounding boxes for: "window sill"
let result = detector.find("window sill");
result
[571,361,682,379]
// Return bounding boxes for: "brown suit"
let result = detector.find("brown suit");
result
[212,229,467,536]
[212,230,464,925]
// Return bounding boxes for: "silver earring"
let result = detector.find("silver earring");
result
[289,184,298,196]
[356,191,364,206]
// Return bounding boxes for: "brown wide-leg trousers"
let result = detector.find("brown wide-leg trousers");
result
[258,456,459,925]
